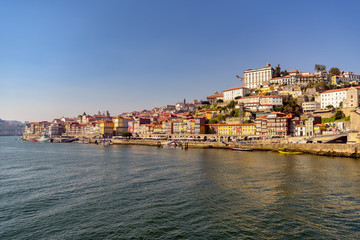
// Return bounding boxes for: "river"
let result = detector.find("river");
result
[0,136,359,239]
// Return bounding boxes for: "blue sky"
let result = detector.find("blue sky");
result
[1,0,360,122]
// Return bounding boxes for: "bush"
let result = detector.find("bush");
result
[334,110,345,120]
[121,131,132,138]
[226,100,237,109]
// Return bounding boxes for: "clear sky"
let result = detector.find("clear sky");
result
[1,0,360,122]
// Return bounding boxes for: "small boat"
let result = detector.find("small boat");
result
[278,149,302,155]
[98,140,113,146]
[231,148,253,151]
[38,134,52,142]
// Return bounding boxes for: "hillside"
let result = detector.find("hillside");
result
[0,119,25,136]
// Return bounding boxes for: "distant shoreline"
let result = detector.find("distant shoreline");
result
[0,135,23,136]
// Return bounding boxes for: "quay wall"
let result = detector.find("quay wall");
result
[112,139,360,158]
[243,143,360,158]
[111,139,226,148]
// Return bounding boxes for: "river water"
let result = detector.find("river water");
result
[0,136,359,239]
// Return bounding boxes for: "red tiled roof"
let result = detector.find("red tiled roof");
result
[321,87,350,94]
[224,86,248,92]
[206,123,255,126]
[207,93,224,99]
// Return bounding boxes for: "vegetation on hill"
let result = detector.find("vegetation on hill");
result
[274,97,302,116]
[329,67,341,76]
[314,64,327,72]
[334,110,345,120]
[321,110,349,123]
[121,131,132,138]
[271,64,289,77]
[208,114,226,124]
[302,81,337,93]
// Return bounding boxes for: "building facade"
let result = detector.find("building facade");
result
[302,101,320,112]
[207,93,224,105]
[320,88,348,109]
[223,87,249,101]
[343,87,360,108]
[244,62,273,89]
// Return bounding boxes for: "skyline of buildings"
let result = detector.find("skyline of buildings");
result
[2,1,360,122]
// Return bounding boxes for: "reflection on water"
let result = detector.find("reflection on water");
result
[0,137,360,239]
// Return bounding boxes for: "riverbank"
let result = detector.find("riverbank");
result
[20,137,360,158]
[111,139,360,158]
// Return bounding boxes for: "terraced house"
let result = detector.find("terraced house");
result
[206,123,255,136]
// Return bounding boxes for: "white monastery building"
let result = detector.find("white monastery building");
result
[223,86,249,101]
[320,88,347,109]
[244,62,273,89]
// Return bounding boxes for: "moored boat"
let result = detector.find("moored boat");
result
[231,148,253,151]
[278,149,302,155]
[38,134,52,142]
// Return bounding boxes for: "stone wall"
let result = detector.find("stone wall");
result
[112,139,360,157]
[244,143,360,158]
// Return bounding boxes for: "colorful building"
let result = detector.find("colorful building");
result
[207,123,255,136]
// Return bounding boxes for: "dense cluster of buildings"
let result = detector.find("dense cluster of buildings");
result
[24,62,360,140]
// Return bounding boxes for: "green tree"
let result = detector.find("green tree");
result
[326,105,334,109]
[314,64,327,72]
[209,114,226,124]
[334,110,345,120]
[274,96,302,116]
[121,131,132,138]
[226,100,237,109]
[216,99,223,103]
[329,67,341,76]
[230,109,239,117]
[272,64,281,77]
[281,70,289,76]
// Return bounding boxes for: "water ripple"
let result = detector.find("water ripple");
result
[1,137,360,239]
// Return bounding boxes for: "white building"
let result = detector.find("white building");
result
[270,75,296,86]
[343,71,360,82]
[269,77,283,85]
[237,95,283,112]
[320,88,347,109]
[302,101,320,112]
[223,86,249,101]
[244,62,273,89]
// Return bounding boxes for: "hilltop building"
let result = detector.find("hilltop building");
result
[223,87,249,101]
[207,93,224,105]
[244,62,273,89]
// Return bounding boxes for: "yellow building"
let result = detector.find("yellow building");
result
[314,124,327,135]
[153,125,163,134]
[217,124,237,135]
[207,123,255,136]
[112,117,124,135]
[206,109,221,120]
[99,120,114,137]
[241,124,255,135]
[260,86,274,94]
[189,119,195,134]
